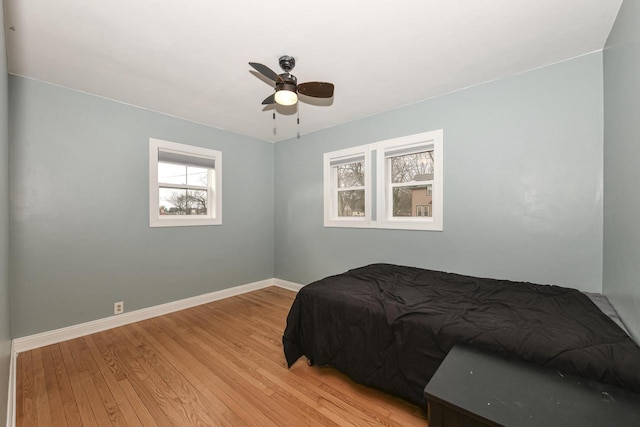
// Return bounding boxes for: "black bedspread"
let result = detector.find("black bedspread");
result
[283,264,640,406]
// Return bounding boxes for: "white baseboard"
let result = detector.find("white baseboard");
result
[273,278,304,292]
[12,277,304,354]
[13,278,278,353]
[6,342,16,427]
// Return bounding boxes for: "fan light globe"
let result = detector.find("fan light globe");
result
[275,89,298,106]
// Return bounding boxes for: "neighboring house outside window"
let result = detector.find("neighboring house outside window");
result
[412,183,433,217]
[149,138,222,227]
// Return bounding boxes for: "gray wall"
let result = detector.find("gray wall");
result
[275,52,604,293]
[603,0,640,342]
[0,0,11,422]
[9,76,274,337]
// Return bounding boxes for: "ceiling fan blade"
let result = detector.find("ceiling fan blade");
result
[249,62,282,82]
[298,82,334,98]
[261,93,275,105]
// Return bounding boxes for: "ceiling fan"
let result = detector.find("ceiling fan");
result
[249,56,335,106]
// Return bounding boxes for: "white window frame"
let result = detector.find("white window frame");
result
[376,130,443,231]
[149,138,222,227]
[323,144,372,228]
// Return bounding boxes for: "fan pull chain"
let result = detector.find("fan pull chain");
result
[273,112,277,135]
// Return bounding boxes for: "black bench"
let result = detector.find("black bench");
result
[424,344,640,427]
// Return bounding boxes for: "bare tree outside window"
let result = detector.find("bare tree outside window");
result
[337,162,364,188]
[336,161,365,216]
[391,151,434,183]
[188,190,208,214]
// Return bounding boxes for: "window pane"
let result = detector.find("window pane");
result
[187,190,208,215]
[158,162,187,185]
[159,188,187,215]
[338,190,365,217]
[391,151,434,183]
[392,185,432,217]
[159,188,208,215]
[336,162,364,188]
[187,166,209,186]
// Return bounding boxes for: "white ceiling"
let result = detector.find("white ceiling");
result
[4,0,622,143]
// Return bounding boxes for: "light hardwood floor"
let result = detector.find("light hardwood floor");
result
[16,286,427,426]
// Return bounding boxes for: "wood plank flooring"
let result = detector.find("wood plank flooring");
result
[16,286,427,426]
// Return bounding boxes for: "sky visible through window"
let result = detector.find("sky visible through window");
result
[158,162,210,215]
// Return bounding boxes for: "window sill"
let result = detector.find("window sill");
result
[150,217,222,227]
[324,219,442,231]
[324,218,372,228]
[375,219,443,231]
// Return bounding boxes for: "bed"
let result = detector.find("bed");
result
[283,263,640,406]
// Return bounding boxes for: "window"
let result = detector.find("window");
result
[149,138,222,227]
[323,130,443,231]
[376,130,443,230]
[323,145,372,227]
[416,205,431,217]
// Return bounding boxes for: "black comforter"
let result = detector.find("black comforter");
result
[283,264,640,406]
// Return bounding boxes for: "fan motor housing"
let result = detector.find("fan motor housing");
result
[277,72,297,92]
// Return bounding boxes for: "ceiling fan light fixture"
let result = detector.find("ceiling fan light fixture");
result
[274,80,298,106]
[275,89,298,106]
[250,57,333,108]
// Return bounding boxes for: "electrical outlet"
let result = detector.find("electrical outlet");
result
[114,301,124,315]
